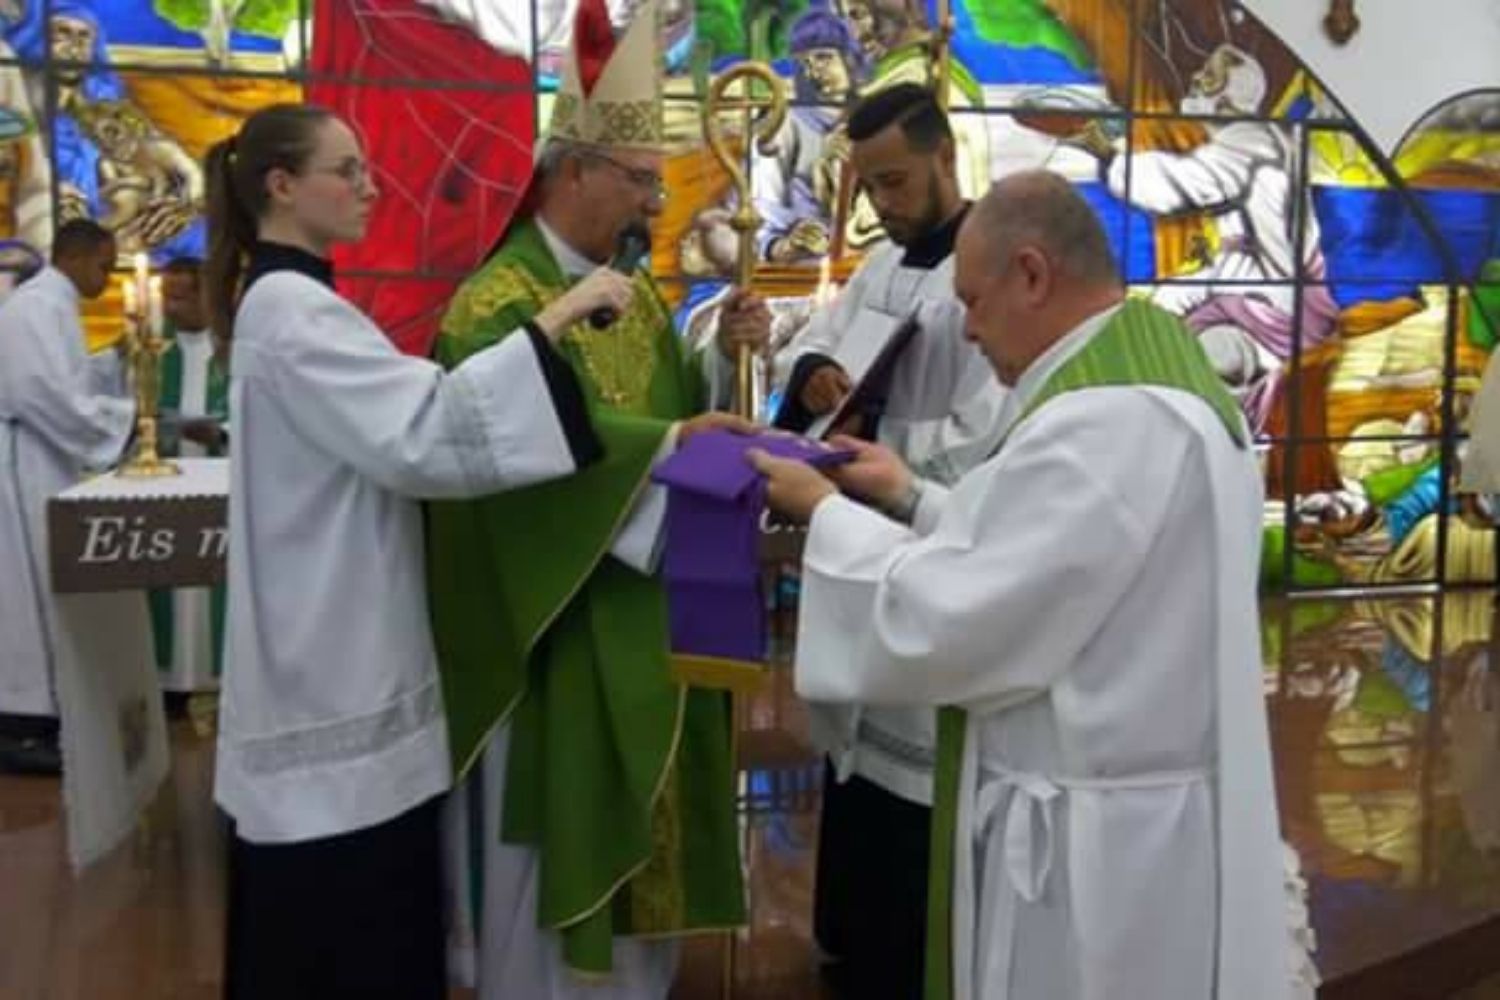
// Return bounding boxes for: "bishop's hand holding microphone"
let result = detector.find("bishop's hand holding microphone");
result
[532,221,653,341]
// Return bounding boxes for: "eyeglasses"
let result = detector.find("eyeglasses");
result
[309,159,372,186]
[584,151,667,201]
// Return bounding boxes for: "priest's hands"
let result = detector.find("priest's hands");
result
[824,436,913,511]
[677,411,759,445]
[749,449,838,523]
[800,363,851,416]
[716,289,772,360]
[534,267,636,340]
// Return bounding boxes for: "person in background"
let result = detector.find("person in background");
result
[0,218,134,775]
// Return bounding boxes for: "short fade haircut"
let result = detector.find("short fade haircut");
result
[51,218,114,263]
[846,83,952,153]
[972,171,1120,287]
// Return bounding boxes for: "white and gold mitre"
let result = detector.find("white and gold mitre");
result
[546,0,664,152]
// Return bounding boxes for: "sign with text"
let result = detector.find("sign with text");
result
[49,494,228,593]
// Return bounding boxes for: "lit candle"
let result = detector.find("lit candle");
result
[121,279,137,321]
[147,275,163,336]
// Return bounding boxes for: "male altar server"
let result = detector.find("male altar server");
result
[431,1,758,996]
[765,83,1006,998]
[0,219,134,774]
[754,171,1288,1000]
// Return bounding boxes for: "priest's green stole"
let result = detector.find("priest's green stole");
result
[428,218,744,975]
[149,332,229,678]
[924,299,1247,1000]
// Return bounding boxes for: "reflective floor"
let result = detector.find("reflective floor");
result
[7,593,1500,998]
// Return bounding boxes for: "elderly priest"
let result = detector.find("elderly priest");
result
[753,171,1290,1000]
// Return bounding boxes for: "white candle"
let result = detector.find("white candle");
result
[147,275,163,336]
[121,280,137,321]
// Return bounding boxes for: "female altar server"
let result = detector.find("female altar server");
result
[203,103,634,1000]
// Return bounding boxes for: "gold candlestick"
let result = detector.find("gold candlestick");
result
[118,281,180,479]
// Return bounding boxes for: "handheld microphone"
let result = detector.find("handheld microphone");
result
[588,222,652,329]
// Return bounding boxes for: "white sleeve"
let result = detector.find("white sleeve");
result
[910,480,950,536]
[261,292,579,499]
[880,302,1008,484]
[86,348,128,399]
[795,390,1195,713]
[609,425,678,573]
[0,301,134,469]
[787,262,873,367]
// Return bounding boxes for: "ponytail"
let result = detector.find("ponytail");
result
[203,136,254,349]
[201,104,335,349]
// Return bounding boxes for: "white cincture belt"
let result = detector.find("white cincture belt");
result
[972,763,1211,999]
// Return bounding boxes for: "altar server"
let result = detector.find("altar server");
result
[0,219,134,775]
[203,103,613,1000]
[766,83,1006,998]
[754,171,1288,1000]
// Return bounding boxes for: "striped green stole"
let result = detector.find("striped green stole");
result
[923,299,1246,1000]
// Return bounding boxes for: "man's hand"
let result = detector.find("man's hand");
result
[534,267,636,340]
[800,363,851,416]
[749,449,837,523]
[716,288,772,360]
[677,410,758,446]
[826,436,912,511]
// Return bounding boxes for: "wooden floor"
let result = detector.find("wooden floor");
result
[6,591,1500,998]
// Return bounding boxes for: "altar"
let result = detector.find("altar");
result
[43,458,228,872]
[49,458,229,594]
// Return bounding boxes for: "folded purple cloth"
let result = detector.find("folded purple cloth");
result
[652,429,853,500]
[653,430,850,665]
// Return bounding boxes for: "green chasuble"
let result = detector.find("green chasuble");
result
[924,300,1248,1000]
[428,218,744,975]
[148,329,229,681]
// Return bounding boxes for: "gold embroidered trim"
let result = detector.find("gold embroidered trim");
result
[561,270,665,413]
[670,654,769,695]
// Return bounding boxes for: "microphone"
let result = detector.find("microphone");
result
[588,222,652,329]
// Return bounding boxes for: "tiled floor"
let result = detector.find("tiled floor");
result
[7,591,1500,998]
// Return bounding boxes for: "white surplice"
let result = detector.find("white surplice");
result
[0,267,136,717]
[0,267,164,870]
[218,270,581,845]
[786,238,1008,806]
[794,312,1287,999]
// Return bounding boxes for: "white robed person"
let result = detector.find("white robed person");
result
[756,82,1006,998]
[752,171,1293,1000]
[0,219,142,780]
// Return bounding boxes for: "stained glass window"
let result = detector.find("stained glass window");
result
[2,0,1495,591]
